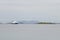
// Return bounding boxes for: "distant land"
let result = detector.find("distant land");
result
[37,22,56,24]
[0,20,59,24]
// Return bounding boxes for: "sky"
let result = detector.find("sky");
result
[0,0,60,22]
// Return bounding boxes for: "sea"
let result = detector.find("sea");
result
[0,24,60,40]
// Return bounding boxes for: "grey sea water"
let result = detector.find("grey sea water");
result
[0,24,60,40]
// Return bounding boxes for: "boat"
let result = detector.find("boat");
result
[11,21,19,24]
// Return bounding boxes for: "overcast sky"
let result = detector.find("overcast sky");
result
[0,0,60,22]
